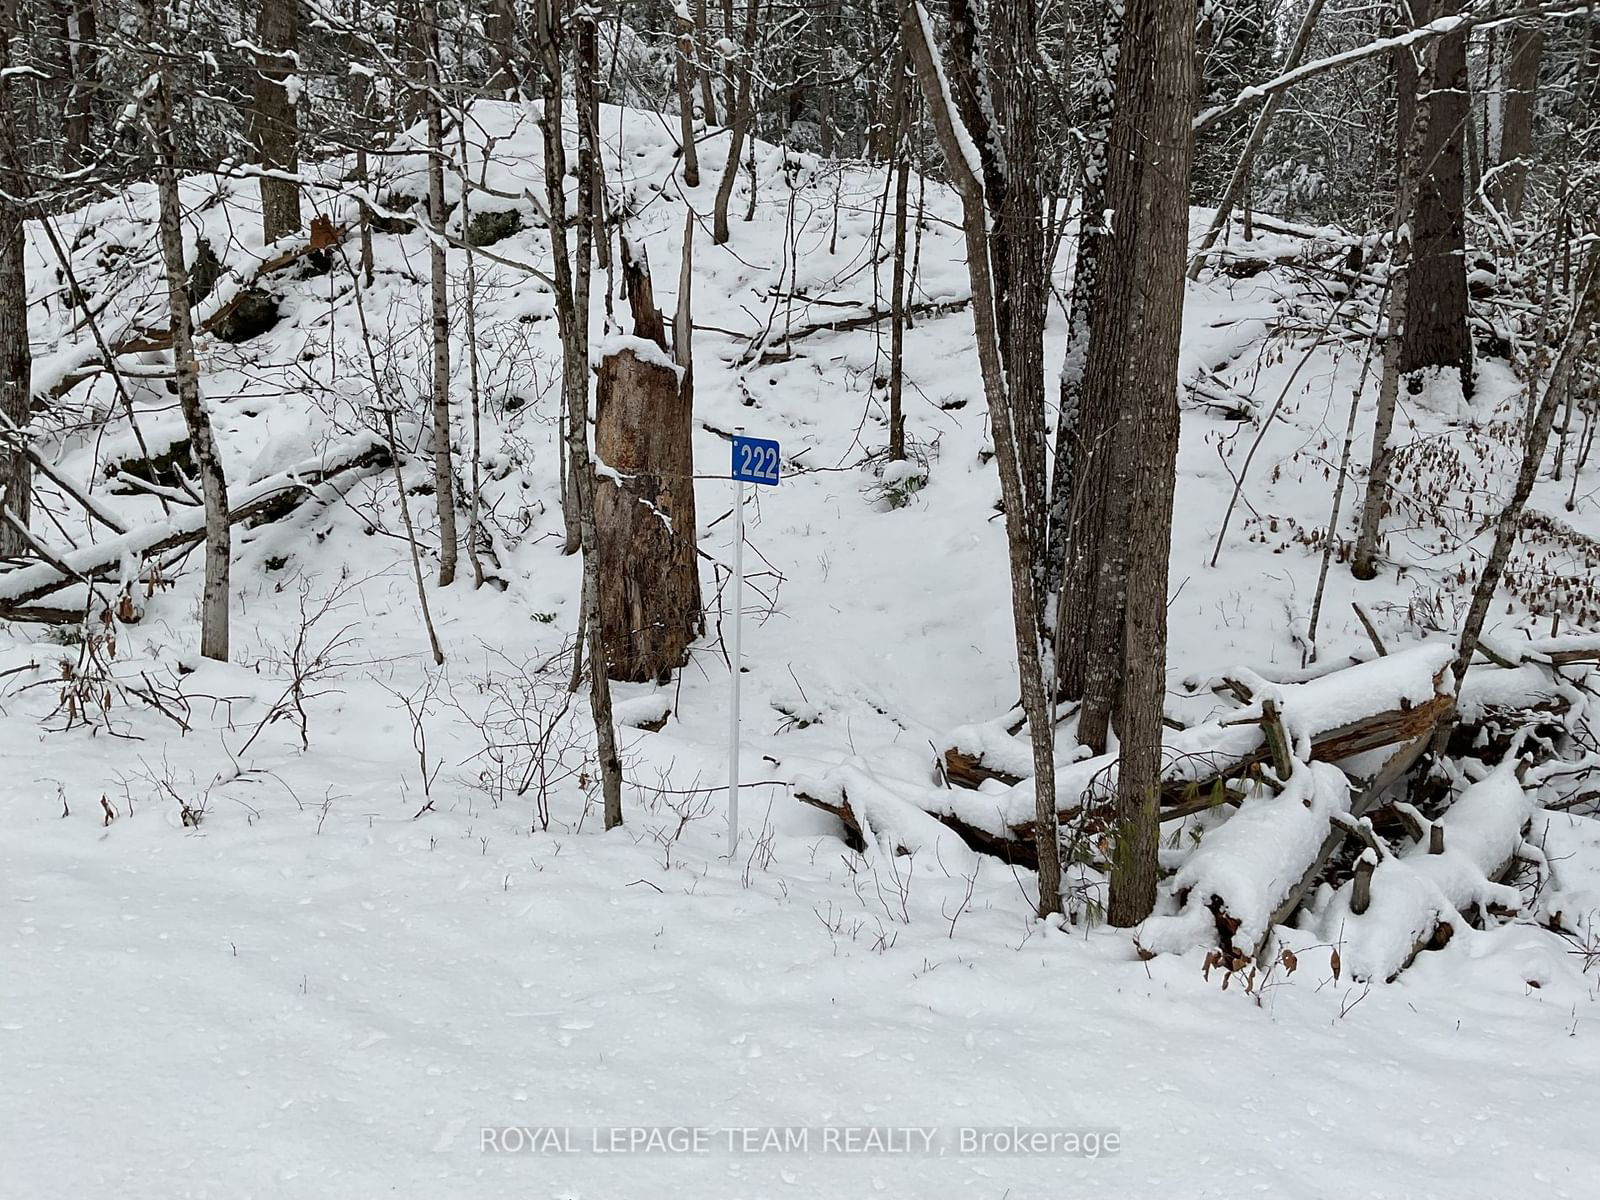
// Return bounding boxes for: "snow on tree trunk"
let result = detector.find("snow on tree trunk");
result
[423,0,458,587]
[593,238,703,683]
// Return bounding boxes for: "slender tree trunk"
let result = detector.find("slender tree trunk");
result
[457,113,487,590]
[712,0,759,245]
[0,13,29,559]
[898,0,1061,917]
[1088,0,1197,927]
[887,98,910,462]
[674,9,701,187]
[1490,19,1543,220]
[349,27,377,287]
[250,0,302,244]
[422,0,458,586]
[991,0,1049,591]
[139,0,230,660]
[539,0,624,830]
[0,204,26,559]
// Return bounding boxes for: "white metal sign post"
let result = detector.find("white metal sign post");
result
[727,434,780,855]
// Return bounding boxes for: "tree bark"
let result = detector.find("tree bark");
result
[1092,0,1198,926]
[887,93,910,462]
[139,0,231,660]
[594,237,703,682]
[0,7,29,559]
[1395,0,1472,391]
[694,0,718,125]
[250,0,303,244]
[990,0,1049,589]
[423,0,458,586]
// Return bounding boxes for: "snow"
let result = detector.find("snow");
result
[1139,760,1351,954]
[5,98,1600,1198]
[1320,754,1534,982]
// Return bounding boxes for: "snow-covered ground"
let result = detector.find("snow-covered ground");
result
[5,103,1599,1197]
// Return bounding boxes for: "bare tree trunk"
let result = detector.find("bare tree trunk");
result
[991,0,1049,589]
[349,21,377,288]
[897,0,1060,918]
[887,96,910,462]
[712,0,759,245]
[1490,19,1543,220]
[54,0,99,173]
[1396,0,1472,392]
[1092,0,1197,927]
[0,13,29,559]
[0,205,26,560]
[139,0,230,660]
[674,8,702,187]
[457,112,487,590]
[539,0,624,830]
[250,0,302,244]
[423,0,458,587]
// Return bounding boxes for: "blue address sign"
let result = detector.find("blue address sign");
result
[731,435,781,486]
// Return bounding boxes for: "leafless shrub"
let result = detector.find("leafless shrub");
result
[457,644,590,830]
[237,574,368,755]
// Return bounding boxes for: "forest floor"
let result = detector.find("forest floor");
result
[4,104,1599,1198]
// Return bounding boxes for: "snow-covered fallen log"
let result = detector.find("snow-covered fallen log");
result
[1319,753,1534,982]
[0,433,390,615]
[941,644,1455,831]
[790,760,984,867]
[1135,761,1353,962]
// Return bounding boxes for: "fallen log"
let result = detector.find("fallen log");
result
[744,297,971,366]
[42,220,349,402]
[0,434,391,615]
[944,645,1456,813]
[1318,752,1533,981]
[1135,760,1354,962]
